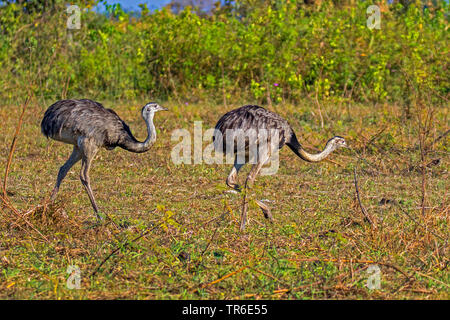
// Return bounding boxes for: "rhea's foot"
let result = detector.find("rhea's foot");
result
[255,199,273,221]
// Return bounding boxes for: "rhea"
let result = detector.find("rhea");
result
[213,105,347,231]
[41,99,167,219]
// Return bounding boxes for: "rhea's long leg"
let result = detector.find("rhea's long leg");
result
[80,157,99,215]
[50,146,82,201]
[240,159,267,231]
[226,155,245,192]
[240,150,274,231]
[252,151,274,221]
[245,146,271,191]
[79,139,100,218]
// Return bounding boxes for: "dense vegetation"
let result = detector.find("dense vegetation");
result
[0,1,448,300]
[0,0,448,106]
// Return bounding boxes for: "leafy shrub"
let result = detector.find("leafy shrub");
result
[0,0,448,105]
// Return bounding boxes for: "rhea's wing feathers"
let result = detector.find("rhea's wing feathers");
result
[214,105,292,153]
[41,99,131,147]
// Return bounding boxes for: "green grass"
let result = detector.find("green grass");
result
[0,100,448,299]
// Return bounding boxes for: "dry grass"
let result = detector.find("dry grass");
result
[0,99,448,299]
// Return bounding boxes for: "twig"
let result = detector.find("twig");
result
[248,266,288,286]
[0,93,50,244]
[0,194,50,243]
[314,88,324,128]
[377,262,413,281]
[272,281,323,294]
[415,271,450,288]
[200,210,227,257]
[432,129,449,146]
[396,204,445,241]
[199,266,248,290]
[353,167,376,228]
[89,224,159,278]
[3,95,31,198]
[221,62,227,109]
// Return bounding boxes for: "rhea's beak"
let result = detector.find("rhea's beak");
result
[160,107,168,111]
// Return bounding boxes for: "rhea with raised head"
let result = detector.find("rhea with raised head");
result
[41,99,167,219]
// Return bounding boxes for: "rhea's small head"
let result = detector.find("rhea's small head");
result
[142,102,168,118]
[327,136,348,150]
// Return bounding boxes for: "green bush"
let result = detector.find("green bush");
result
[0,0,448,105]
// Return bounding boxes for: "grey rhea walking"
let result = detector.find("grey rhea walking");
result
[213,105,347,231]
[41,99,167,219]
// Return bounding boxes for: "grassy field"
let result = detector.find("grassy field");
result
[0,99,448,299]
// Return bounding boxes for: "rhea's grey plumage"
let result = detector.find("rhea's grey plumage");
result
[213,105,347,231]
[41,99,167,219]
[214,105,291,152]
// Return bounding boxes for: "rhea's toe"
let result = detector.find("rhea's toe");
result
[255,199,273,221]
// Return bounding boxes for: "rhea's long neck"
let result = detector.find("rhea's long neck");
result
[287,133,335,162]
[120,112,156,153]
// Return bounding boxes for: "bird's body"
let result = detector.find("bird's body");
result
[214,105,292,154]
[213,105,347,230]
[41,99,167,218]
[42,99,129,149]
[42,99,159,152]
